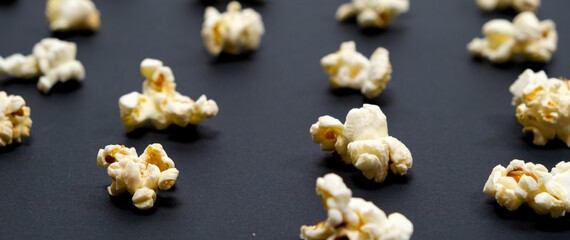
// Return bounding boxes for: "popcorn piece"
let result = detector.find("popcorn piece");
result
[310,104,412,182]
[201,1,265,56]
[46,0,101,32]
[0,91,32,147]
[467,11,557,63]
[336,0,409,28]
[300,173,413,240]
[97,144,179,210]
[509,69,570,147]
[321,41,392,99]
[476,0,540,12]
[0,38,85,93]
[484,159,570,218]
[119,58,219,132]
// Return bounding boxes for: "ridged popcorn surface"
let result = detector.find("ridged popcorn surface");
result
[336,0,409,28]
[46,0,100,32]
[476,0,540,12]
[0,91,32,147]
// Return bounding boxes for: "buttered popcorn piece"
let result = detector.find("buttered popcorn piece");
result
[119,58,218,132]
[477,0,540,12]
[0,91,32,147]
[201,1,265,56]
[336,0,409,28]
[484,159,570,218]
[321,41,392,99]
[310,104,412,182]
[300,173,413,240]
[46,0,100,32]
[509,69,570,147]
[468,11,557,63]
[97,144,179,210]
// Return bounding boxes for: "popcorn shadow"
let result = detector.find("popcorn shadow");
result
[521,134,569,150]
[471,56,549,72]
[489,200,570,232]
[0,77,37,87]
[0,142,21,154]
[44,80,82,94]
[320,155,355,173]
[0,0,17,5]
[127,125,218,143]
[199,0,264,6]
[108,187,179,215]
[329,88,391,106]
[478,8,519,18]
[51,30,96,40]
[211,51,255,64]
[360,27,388,36]
[351,172,411,190]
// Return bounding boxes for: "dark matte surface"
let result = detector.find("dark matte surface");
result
[1,0,570,239]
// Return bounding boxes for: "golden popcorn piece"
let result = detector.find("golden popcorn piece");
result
[336,0,409,28]
[477,0,540,12]
[46,0,100,32]
[0,91,32,147]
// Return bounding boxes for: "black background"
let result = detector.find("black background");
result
[1,0,570,239]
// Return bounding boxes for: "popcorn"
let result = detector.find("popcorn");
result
[46,0,101,32]
[467,11,557,63]
[201,1,265,56]
[484,159,570,218]
[119,58,219,132]
[509,69,570,147]
[300,173,413,240]
[97,144,179,210]
[476,0,540,12]
[0,38,85,93]
[336,0,409,28]
[0,91,32,147]
[310,104,412,182]
[321,41,392,99]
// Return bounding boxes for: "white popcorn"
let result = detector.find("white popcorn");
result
[0,91,32,147]
[336,0,409,28]
[476,0,540,12]
[0,38,85,93]
[97,144,179,210]
[46,0,101,32]
[310,104,412,182]
[321,41,392,99]
[119,58,219,132]
[467,11,557,63]
[484,159,570,218]
[300,173,413,240]
[509,69,570,147]
[201,1,265,56]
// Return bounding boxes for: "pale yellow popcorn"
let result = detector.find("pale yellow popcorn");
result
[509,69,570,147]
[336,0,409,28]
[46,0,100,32]
[97,144,179,210]
[467,11,557,63]
[310,104,412,182]
[300,173,413,240]
[484,159,570,218]
[201,1,265,56]
[476,0,540,12]
[119,58,219,132]
[0,91,32,147]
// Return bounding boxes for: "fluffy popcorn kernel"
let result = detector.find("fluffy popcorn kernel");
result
[46,0,100,32]
[300,173,413,240]
[336,0,409,28]
[119,58,219,132]
[0,38,85,93]
[484,159,570,218]
[476,0,540,12]
[310,104,412,182]
[321,41,392,99]
[509,69,570,147]
[0,91,32,147]
[97,144,179,210]
[467,11,557,63]
[201,1,265,56]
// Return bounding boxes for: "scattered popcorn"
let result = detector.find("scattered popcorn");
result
[46,0,100,32]
[0,38,85,93]
[201,1,265,56]
[467,11,557,63]
[484,159,570,218]
[0,91,32,147]
[97,144,179,210]
[119,58,218,132]
[310,104,412,182]
[300,173,413,240]
[476,0,540,12]
[321,41,391,99]
[336,0,409,28]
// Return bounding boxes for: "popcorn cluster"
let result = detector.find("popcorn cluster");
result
[97,144,179,210]
[0,91,32,147]
[310,104,412,182]
[119,58,219,132]
[336,0,409,28]
[46,0,101,32]
[300,173,413,240]
[0,38,85,93]
[321,41,392,99]
[467,11,557,63]
[476,0,540,12]
[484,159,570,218]
[201,1,265,56]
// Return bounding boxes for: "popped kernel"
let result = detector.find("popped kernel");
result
[0,91,32,147]
[46,0,100,32]
[476,0,540,12]
[336,0,409,28]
